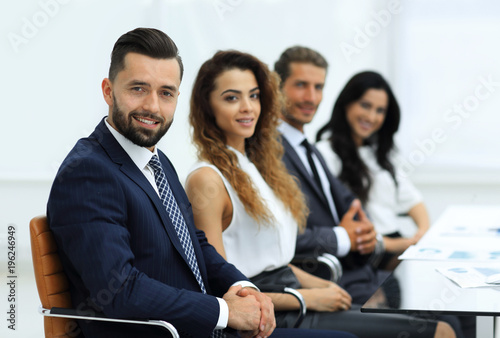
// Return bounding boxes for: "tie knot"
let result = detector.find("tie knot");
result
[301,139,311,150]
[148,155,162,173]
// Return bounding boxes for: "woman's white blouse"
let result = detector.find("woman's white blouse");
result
[188,147,297,278]
[316,140,422,235]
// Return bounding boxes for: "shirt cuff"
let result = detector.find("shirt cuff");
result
[333,226,351,257]
[215,281,260,330]
[215,298,228,329]
[231,280,260,291]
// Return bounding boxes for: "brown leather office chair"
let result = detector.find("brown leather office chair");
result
[29,215,179,338]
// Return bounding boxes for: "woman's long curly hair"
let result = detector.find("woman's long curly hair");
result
[190,50,308,230]
[316,71,400,204]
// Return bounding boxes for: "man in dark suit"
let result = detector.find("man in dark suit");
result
[274,46,391,304]
[47,28,354,338]
[273,46,463,338]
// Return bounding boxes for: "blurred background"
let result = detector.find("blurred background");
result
[1,0,500,336]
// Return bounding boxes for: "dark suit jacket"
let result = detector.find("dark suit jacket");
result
[47,119,247,338]
[281,136,357,257]
[280,135,387,303]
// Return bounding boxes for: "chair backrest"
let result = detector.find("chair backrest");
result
[30,215,80,338]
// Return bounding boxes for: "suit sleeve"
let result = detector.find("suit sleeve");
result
[291,153,372,268]
[47,154,220,337]
[295,221,340,256]
[330,177,374,268]
[197,229,248,296]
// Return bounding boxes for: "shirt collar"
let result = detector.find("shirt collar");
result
[105,118,158,170]
[278,120,307,147]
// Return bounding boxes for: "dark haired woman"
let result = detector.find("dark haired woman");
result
[316,71,430,268]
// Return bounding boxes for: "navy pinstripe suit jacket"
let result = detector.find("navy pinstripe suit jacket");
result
[47,118,247,337]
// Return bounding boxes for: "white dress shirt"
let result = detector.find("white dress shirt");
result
[278,121,351,257]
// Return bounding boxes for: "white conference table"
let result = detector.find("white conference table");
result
[362,205,500,338]
[417,204,500,251]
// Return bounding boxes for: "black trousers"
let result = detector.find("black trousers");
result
[277,305,438,338]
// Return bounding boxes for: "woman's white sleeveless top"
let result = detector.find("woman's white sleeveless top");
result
[188,147,297,278]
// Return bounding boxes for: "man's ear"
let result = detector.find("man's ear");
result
[102,78,113,106]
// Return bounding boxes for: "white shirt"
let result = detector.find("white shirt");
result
[316,139,423,235]
[278,121,351,257]
[104,119,258,330]
[189,146,298,278]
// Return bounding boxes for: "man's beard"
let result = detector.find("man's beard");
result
[111,96,173,148]
[282,100,317,124]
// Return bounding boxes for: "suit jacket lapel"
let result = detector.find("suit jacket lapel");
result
[281,136,330,206]
[310,144,344,225]
[93,119,192,270]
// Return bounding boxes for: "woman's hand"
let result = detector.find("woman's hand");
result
[383,236,414,254]
[411,228,427,243]
[299,282,352,312]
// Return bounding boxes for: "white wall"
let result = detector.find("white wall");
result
[1,0,500,336]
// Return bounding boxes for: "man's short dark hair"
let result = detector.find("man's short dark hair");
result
[274,46,328,85]
[108,27,184,82]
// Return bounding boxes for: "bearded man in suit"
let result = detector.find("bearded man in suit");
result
[48,28,344,338]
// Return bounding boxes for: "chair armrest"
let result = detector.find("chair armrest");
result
[256,285,306,328]
[291,253,343,283]
[317,253,343,283]
[39,306,179,338]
